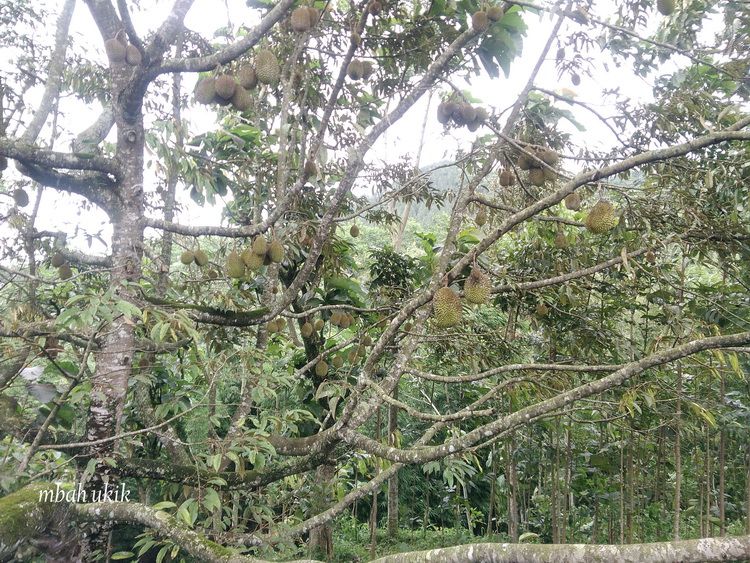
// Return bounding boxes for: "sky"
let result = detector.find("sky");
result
[1,0,704,259]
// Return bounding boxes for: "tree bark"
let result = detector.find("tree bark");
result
[674,363,683,540]
[387,386,399,538]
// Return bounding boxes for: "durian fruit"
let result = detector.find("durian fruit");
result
[215,74,237,100]
[498,169,515,187]
[487,5,504,20]
[350,224,360,237]
[437,102,453,125]
[464,267,491,304]
[657,0,675,15]
[194,249,209,267]
[645,250,657,264]
[543,167,557,181]
[301,321,314,338]
[361,334,373,346]
[180,250,195,265]
[125,44,142,66]
[237,65,258,90]
[571,73,581,86]
[474,107,489,123]
[362,60,375,79]
[231,86,252,111]
[403,322,413,332]
[226,251,246,278]
[584,200,619,234]
[252,236,268,256]
[459,103,477,124]
[467,119,481,133]
[307,6,321,25]
[58,263,73,280]
[356,344,368,358]
[538,148,559,166]
[330,310,343,326]
[347,349,358,363]
[104,36,127,63]
[50,252,65,268]
[194,78,217,104]
[351,30,362,46]
[368,0,382,15]
[267,319,281,333]
[536,302,549,317]
[314,318,325,331]
[517,153,532,170]
[528,168,546,186]
[268,239,285,263]
[332,355,344,368]
[554,229,568,249]
[347,60,365,80]
[315,360,329,377]
[564,192,582,210]
[472,10,489,32]
[12,189,29,207]
[304,159,318,178]
[291,6,312,31]
[256,49,281,86]
[475,208,487,227]
[339,313,352,329]
[432,286,462,328]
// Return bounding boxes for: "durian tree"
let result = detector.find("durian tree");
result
[2,0,750,561]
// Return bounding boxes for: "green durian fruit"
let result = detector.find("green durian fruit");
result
[255,49,281,86]
[464,267,491,305]
[252,236,268,256]
[58,264,73,280]
[51,252,65,268]
[315,360,329,377]
[180,250,195,265]
[433,286,462,328]
[584,200,619,234]
[314,318,325,331]
[237,65,257,90]
[301,322,314,338]
[193,249,209,266]
[268,239,285,263]
[226,251,246,278]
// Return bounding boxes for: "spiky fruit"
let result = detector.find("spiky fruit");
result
[536,302,549,317]
[301,321,314,338]
[330,311,343,326]
[564,192,582,210]
[433,287,462,328]
[571,73,581,86]
[467,119,480,132]
[517,153,532,170]
[437,102,453,124]
[538,148,559,166]
[339,313,352,329]
[362,60,375,79]
[307,7,321,25]
[104,38,127,62]
[528,168,546,186]
[464,267,491,304]
[58,264,73,280]
[267,319,280,333]
[315,360,329,377]
[357,345,368,358]
[368,0,382,15]
[361,334,373,346]
[475,208,487,227]
[252,236,268,256]
[459,103,477,124]
[474,107,489,123]
[214,75,237,100]
[256,49,281,86]
[236,65,257,91]
[645,250,657,264]
[231,86,252,111]
[403,322,413,332]
[194,78,217,104]
[554,230,568,249]
[351,30,362,46]
[585,200,619,234]
[194,249,209,267]
[487,5,504,21]
[304,159,318,178]
[543,167,557,181]
[332,355,344,368]
[472,10,489,32]
[180,250,195,265]
[498,169,515,187]
[314,318,325,331]
[226,251,246,278]
[657,0,675,15]
[347,60,364,80]
[291,7,312,31]
[268,239,285,263]
[51,252,65,268]
[12,189,29,207]
[347,349,358,363]
[350,224,360,237]
[125,44,142,66]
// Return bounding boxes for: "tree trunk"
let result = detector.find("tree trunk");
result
[308,463,336,560]
[387,386,399,539]
[719,372,726,536]
[674,363,683,540]
[507,436,520,542]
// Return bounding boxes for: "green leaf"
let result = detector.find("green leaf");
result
[111,552,135,560]
[151,501,177,510]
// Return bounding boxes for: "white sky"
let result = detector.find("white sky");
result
[3,0,703,258]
